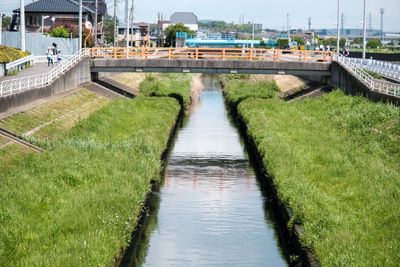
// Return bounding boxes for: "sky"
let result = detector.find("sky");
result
[2,0,400,32]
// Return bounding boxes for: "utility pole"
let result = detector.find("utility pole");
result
[94,0,98,46]
[0,13,2,45]
[287,13,291,48]
[308,17,311,32]
[126,0,130,48]
[131,0,134,47]
[79,0,82,50]
[20,0,26,52]
[362,0,367,60]
[380,8,384,41]
[336,0,340,52]
[340,13,345,36]
[368,12,372,33]
[114,0,117,47]
[251,20,254,49]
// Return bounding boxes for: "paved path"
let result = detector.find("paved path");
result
[0,63,51,82]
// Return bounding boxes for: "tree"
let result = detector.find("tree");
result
[164,23,194,47]
[367,38,382,49]
[353,37,363,44]
[340,38,346,47]
[49,22,94,47]
[293,36,305,45]
[1,14,11,30]
[50,26,70,38]
[277,39,289,49]
[103,15,118,46]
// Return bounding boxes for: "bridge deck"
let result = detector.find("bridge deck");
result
[90,58,332,76]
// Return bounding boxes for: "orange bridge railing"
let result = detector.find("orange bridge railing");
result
[89,47,334,63]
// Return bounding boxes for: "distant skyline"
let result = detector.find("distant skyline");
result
[2,0,400,32]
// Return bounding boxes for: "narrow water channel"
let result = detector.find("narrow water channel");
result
[122,75,288,266]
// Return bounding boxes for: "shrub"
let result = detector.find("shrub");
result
[367,39,382,49]
[50,26,70,38]
[0,45,29,63]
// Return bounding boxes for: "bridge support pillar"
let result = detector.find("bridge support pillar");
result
[91,72,99,81]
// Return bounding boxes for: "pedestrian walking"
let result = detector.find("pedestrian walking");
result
[46,47,54,66]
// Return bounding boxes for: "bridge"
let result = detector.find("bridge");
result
[0,47,399,113]
[89,47,333,76]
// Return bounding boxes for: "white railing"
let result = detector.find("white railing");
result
[347,57,400,81]
[34,55,73,63]
[5,55,35,71]
[0,49,88,97]
[334,53,400,97]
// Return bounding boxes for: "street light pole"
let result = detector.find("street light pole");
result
[79,0,82,50]
[362,0,367,60]
[41,15,49,35]
[20,0,26,52]
[336,0,340,52]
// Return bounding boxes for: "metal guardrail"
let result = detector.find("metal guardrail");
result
[5,55,35,71]
[0,49,87,97]
[347,58,400,81]
[89,47,334,63]
[334,53,400,97]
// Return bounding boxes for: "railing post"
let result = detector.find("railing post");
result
[277,50,280,62]
[113,48,117,59]
[169,48,172,60]
[196,48,199,60]
[304,51,307,63]
[323,52,327,62]
[249,49,253,60]
[145,47,148,59]
[299,50,302,62]
[222,49,225,60]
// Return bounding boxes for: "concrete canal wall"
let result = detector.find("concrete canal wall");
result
[0,58,91,114]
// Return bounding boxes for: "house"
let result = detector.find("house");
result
[11,0,107,45]
[163,12,198,32]
[117,22,150,47]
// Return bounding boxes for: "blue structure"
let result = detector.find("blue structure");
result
[176,32,262,48]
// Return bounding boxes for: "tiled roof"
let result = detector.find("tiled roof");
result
[13,0,95,14]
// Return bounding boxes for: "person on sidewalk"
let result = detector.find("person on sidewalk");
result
[46,47,54,66]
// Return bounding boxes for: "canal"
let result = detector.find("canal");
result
[122,75,288,266]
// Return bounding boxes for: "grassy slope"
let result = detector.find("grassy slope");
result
[0,89,109,139]
[222,74,279,106]
[0,97,181,266]
[139,73,192,108]
[224,77,400,265]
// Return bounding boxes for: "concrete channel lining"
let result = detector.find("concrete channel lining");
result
[90,59,332,76]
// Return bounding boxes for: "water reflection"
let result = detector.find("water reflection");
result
[122,75,288,266]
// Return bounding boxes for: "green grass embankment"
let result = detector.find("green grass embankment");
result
[223,76,400,266]
[0,97,181,265]
[140,73,192,108]
[221,74,279,106]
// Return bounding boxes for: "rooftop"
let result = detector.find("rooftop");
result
[13,0,101,14]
